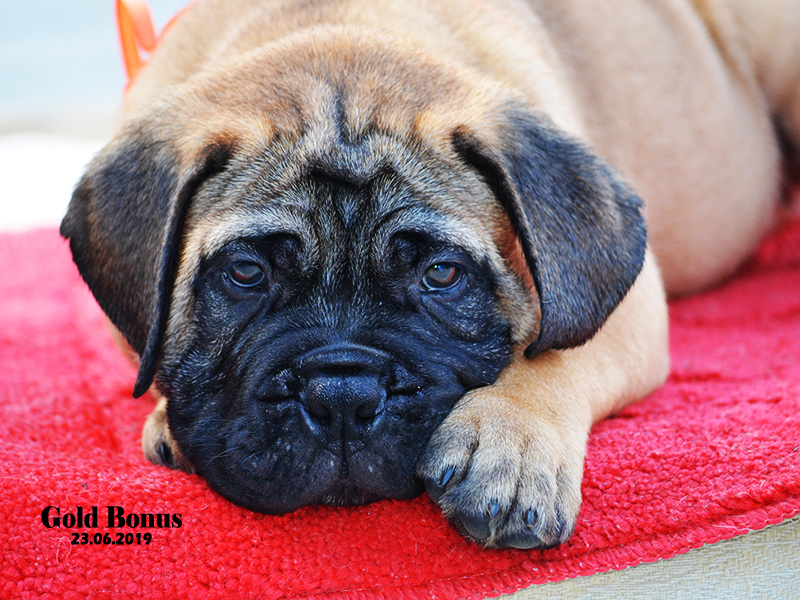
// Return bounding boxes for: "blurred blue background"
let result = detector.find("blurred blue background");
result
[0,0,189,229]
[0,0,188,136]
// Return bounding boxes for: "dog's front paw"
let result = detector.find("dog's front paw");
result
[418,388,588,549]
[141,395,194,473]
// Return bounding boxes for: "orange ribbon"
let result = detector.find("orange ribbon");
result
[116,0,196,87]
[116,0,158,84]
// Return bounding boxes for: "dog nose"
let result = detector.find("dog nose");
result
[295,345,390,441]
[304,373,383,422]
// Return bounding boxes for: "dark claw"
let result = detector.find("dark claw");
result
[157,441,173,467]
[424,466,455,504]
[524,508,538,528]
[440,465,455,487]
[489,501,500,519]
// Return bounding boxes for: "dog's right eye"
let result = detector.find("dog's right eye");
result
[226,261,266,288]
[421,263,464,291]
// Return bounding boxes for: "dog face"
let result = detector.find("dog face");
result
[62,32,645,514]
[160,132,525,510]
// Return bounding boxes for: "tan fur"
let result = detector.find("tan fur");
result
[112,0,799,546]
[123,0,799,293]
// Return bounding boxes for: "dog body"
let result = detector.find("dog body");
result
[62,0,800,548]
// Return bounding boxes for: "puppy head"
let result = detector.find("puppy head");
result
[62,32,645,512]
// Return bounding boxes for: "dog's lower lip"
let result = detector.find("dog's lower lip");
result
[221,457,383,509]
[257,388,421,404]
[317,479,383,506]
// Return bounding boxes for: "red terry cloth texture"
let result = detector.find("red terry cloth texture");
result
[2,222,799,600]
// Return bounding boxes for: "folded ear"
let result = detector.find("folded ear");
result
[452,105,647,357]
[61,124,233,397]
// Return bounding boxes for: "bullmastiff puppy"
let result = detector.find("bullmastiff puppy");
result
[61,0,800,548]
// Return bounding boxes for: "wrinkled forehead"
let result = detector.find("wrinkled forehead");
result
[163,128,536,357]
[182,130,508,267]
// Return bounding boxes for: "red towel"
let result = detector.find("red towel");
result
[2,221,799,599]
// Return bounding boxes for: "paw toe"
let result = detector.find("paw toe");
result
[418,390,586,549]
[495,508,572,549]
[142,396,194,473]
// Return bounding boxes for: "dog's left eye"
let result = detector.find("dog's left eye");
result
[421,263,463,291]
[226,261,266,288]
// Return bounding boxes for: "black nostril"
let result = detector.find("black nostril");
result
[355,401,377,421]
[303,373,384,424]
[304,376,336,421]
